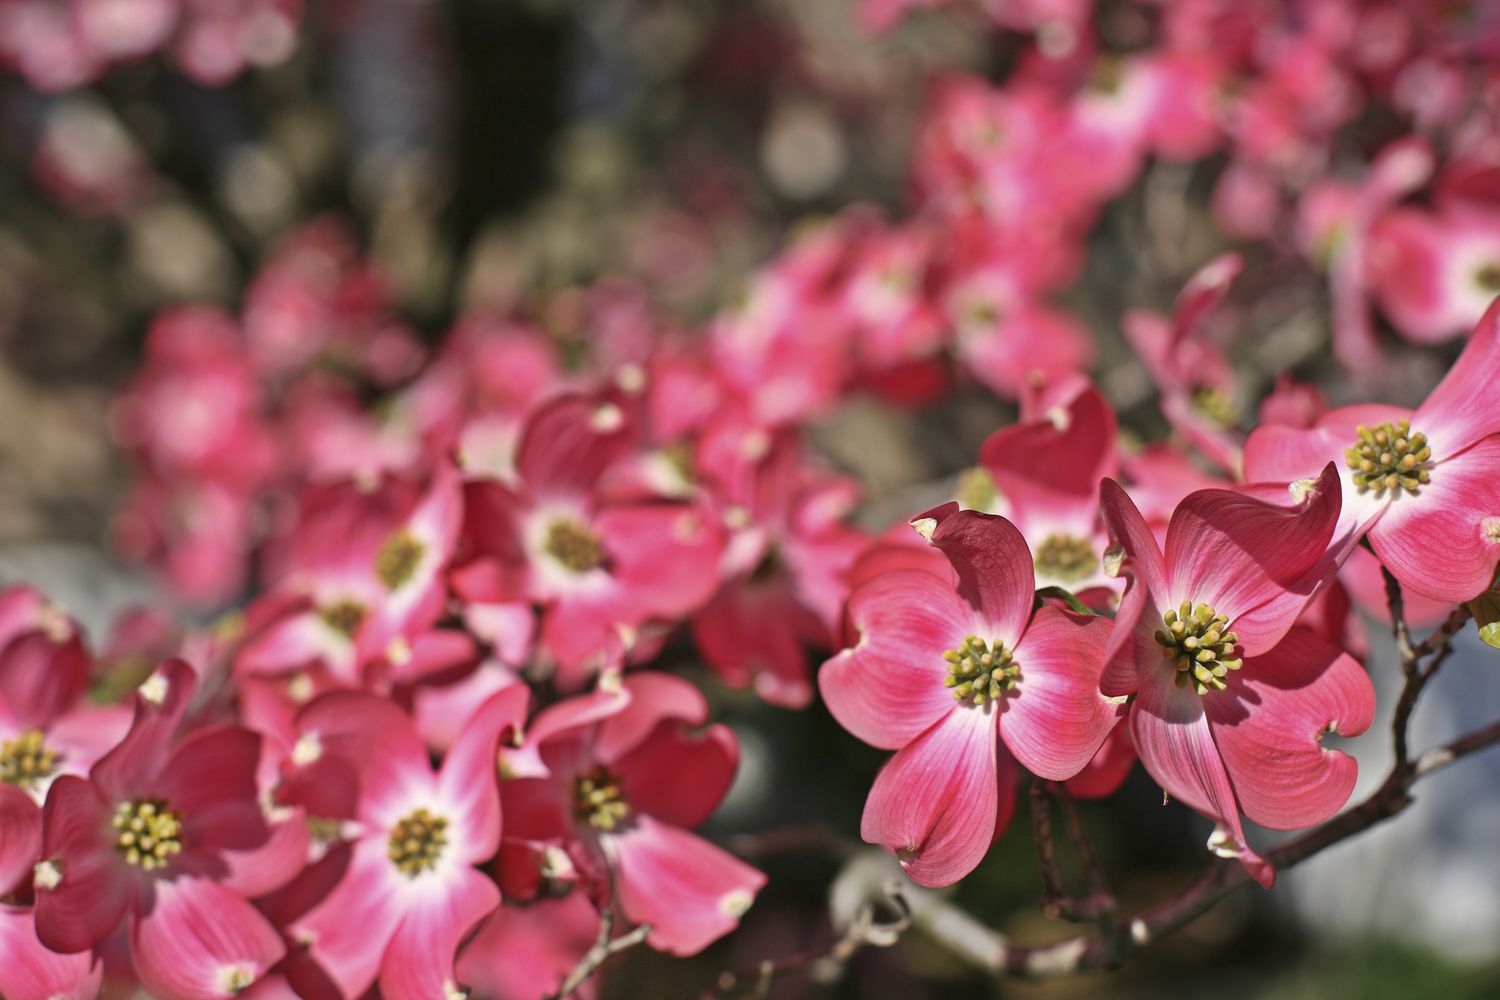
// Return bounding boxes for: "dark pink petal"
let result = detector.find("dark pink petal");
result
[131,876,285,1000]
[516,394,634,498]
[979,382,1117,524]
[456,894,600,1000]
[1414,299,1500,457]
[379,867,500,1000]
[861,705,997,887]
[0,905,103,1000]
[1098,479,1171,696]
[1165,464,1342,655]
[819,569,973,750]
[595,672,708,763]
[0,784,41,896]
[694,580,817,708]
[1064,728,1136,799]
[1003,607,1121,781]
[437,685,530,864]
[215,805,310,900]
[1130,672,1273,888]
[388,629,480,685]
[290,837,407,1000]
[158,726,267,856]
[912,503,1033,648]
[0,631,90,730]
[1208,629,1374,831]
[35,775,132,954]
[605,813,766,956]
[1370,436,1500,603]
[91,659,197,802]
[615,721,738,830]
[293,692,430,827]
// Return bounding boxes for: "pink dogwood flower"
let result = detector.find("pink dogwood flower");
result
[1098,464,1374,885]
[33,660,296,1000]
[281,685,528,1000]
[821,504,1119,886]
[453,393,722,680]
[499,673,765,955]
[1244,300,1500,602]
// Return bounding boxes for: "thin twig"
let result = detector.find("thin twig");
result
[545,908,652,1000]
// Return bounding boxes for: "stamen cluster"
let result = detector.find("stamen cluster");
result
[1154,602,1242,694]
[1034,533,1096,584]
[942,635,1020,705]
[374,530,426,590]
[0,729,58,789]
[574,765,631,831]
[113,799,184,871]
[545,519,606,573]
[388,807,450,876]
[1345,420,1432,496]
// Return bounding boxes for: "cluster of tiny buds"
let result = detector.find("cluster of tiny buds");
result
[575,766,631,831]
[388,807,450,876]
[943,635,1020,705]
[0,729,58,789]
[1345,419,1432,496]
[1153,602,1243,695]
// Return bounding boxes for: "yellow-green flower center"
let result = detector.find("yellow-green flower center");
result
[318,600,367,639]
[574,765,630,831]
[943,635,1020,705]
[544,519,605,574]
[374,530,426,591]
[1191,386,1238,429]
[388,807,449,876]
[113,799,184,871]
[1476,262,1500,293]
[1034,533,1096,584]
[1153,601,1243,694]
[1344,419,1432,497]
[0,730,59,790]
[955,466,998,512]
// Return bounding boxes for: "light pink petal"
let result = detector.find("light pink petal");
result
[35,775,132,954]
[1165,464,1342,655]
[461,602,536,667]
[0,905,103,1000]
[1415,299,1500,457]
[605,814,766,956]
[0,784,41,896]
[615,721,738,830]
[1208,629,1375,831]
[819,569,974,750]
[131,877,285,1000]
[1003,607,1121,781]
[413,664,524,753]
[44,704,133,773]
[1369,436,1500,603]
[379,868,500,1000]
[1131,671,1273,888]
[598,503,722,618]
[913,503,1033,648]
[1098,479,1170,696]
[291,837,407,999]
[389,629,480,685]
[861,705,997,887]
[1338,545,1453,630]
[437,685,530,863]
